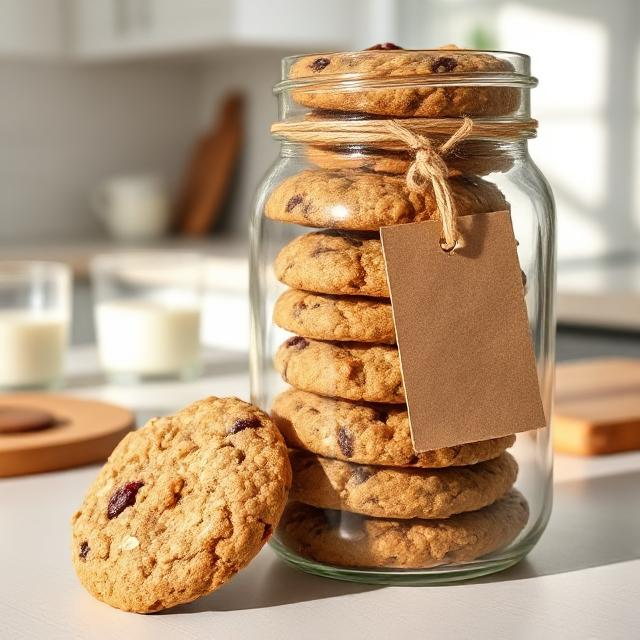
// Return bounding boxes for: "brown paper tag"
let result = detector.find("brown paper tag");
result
[380,210,546,452]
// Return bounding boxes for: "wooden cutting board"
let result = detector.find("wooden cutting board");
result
[176,93,243,235]
[553,358,640,455]
[0,395,134,477]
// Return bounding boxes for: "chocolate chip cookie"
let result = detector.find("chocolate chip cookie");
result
[307,140,514,177]
[274,230,389,298]
[274,230,526,297]
[278,490,529,569]
[290,450,518,519]
[71,397,291,613]
[265,169,508,230]
[272,389,515,467]
[274,337,404,403]
[288,45,520,118]
[273,289,395,344]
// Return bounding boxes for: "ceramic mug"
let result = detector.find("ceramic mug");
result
[92,175,171,241]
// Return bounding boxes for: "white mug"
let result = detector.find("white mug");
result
[92,175,171,241]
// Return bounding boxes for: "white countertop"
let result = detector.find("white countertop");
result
[1,346,639,640]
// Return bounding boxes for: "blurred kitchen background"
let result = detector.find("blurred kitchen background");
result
[1,0,639,359]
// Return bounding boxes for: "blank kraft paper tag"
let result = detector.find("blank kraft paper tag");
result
[381,210,546,452]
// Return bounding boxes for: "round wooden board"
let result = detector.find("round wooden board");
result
[0,395,135,478]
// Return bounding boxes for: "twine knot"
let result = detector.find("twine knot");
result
[384,117,473,251]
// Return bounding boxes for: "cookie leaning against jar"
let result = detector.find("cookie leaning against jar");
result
[71,397,291,613]
[288,44,520,118]
[289,449,518,520]
[265,169,508,230]
[271,388,515,468]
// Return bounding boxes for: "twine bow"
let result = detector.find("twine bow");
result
[384,117,473,252]
[271,116,536,250]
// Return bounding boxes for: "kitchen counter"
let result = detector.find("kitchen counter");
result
[1,345,639,639]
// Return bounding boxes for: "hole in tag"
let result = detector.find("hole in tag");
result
[439,238,458,253]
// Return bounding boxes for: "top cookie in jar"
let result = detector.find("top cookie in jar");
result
[287,44,520,118]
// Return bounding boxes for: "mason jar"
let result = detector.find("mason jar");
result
[250,46,555,584]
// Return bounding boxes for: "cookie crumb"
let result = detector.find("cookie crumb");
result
[121,536,140,551]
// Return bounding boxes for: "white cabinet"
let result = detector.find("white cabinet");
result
[72,0,232,59]
[0,0,66,57]
[72,0,356,60]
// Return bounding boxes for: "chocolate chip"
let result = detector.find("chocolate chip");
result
[286,194,303,212]
[79,541,90,561]
[406,94,422,112]
[285,336,309,350]
[376,410,389,424]
[351,466,373,485]
[310,246,336,257]
[107,481,144,519]
[366,42,402,50]
[431,56,457,73]
[337,427,354,458]
[310,57,330,72]
[228,417,262,434]
[262,523,273,541]
[323,229,364,246]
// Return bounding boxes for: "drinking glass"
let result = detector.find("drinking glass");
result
[91,253,204,383]
[0,261,71,390]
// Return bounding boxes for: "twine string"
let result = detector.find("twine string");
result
[384,117,473,251]
[271,116,536,251]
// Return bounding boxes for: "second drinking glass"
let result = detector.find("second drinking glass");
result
[91,253,204,383]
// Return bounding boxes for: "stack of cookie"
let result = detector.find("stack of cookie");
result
[265,45,529,570]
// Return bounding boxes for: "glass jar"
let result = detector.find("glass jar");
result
[250,47,555,584]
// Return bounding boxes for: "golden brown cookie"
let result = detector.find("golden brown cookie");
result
[274,337,404,403]
[274,230,526,297]
[307,140,514,177]
[288,45,520,118]
[277,490,529,569]
[290,450,518,519]
[71,397,291,613]
[271,389,515,467]
[265,169,508,231]
[274,230,389,298]
[273,289,395,344]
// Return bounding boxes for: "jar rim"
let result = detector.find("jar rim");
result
[275,49,537,94]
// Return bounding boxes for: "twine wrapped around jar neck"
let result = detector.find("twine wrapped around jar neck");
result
[271,117,538,251]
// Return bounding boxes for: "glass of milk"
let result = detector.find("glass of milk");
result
[0,261,71,390]
[91,253,204,383]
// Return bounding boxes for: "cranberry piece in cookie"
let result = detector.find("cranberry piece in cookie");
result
[310,57,330,72]
[285,336,309,350]
[286,194,303,212]
[79,541,90,561]
[337,427,354,458]
[107,481,144,519]
[431,56,457,73]
[366,43,402,50]
[228,417,262,434]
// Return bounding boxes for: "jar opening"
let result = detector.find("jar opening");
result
[276,49,536,94]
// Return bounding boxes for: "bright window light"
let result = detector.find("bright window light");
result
[498,4,608,112]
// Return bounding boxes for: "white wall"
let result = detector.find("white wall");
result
[400,0,640,262]
[0,59,202,243]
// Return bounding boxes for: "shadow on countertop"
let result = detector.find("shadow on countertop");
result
[470,468,640,584]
